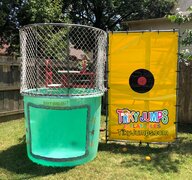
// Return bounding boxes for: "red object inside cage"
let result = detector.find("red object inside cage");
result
[45,59,95,88]
[45,59,53,87]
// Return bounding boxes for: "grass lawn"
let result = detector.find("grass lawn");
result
[1,117,192,180]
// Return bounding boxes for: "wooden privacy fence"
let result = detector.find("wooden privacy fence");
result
[0,56,192,123]
[178,61,192,123]
[0,56,23,121]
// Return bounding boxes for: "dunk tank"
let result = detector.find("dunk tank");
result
[20,24,107,166]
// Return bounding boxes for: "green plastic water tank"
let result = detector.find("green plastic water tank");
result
[20,23,107,167]
[24,88,102,167]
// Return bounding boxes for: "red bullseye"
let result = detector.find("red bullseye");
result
[137,76,147,86]
[129,69,154,93]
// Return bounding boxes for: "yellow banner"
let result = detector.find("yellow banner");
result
[108,31,178,142]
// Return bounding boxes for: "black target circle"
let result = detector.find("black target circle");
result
[129,69,154,93]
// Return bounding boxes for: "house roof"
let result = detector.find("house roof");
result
[70,47,85,59]
[69,46,90,60]
[0,43,10,55]
[123,0,192,27]
[123,17,168,26]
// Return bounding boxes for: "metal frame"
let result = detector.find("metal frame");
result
[175,30,181,141]
[21,23,106,33]
[108,29,178,33]
[105,28,109,143]
[105,29,179,145]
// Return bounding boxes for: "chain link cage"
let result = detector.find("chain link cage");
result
[20,23,107,96]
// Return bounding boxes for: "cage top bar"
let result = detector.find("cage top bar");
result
[109,29,179,33]
[20,23,106,33]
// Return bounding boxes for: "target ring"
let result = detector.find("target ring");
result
[129,69,154,93]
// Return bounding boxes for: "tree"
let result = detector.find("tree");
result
[63,0,176,30]
[168,6,192,62]
[0,0,68,55]
[0,0,24,54]
[25,0,66,23]
[0,0,176,54]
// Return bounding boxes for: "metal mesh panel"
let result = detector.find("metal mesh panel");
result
[20,24,107,96]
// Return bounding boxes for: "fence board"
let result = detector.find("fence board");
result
[13,91,19,110]
[0,92,3,110]
[178,61,192,123]
[0,56,23,121]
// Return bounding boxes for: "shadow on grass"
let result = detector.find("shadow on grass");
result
[178,123,192,133]
[99,136,192,173]
[0,142,73,178]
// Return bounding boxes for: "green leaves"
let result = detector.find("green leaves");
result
[167,15,177,22]
[28,0,66,23]
[168,6,192,61]
[1,0,176,55]
[64,0,176,30]
[0,0,68,55]
[182,30,192,46]
[37,26,68,60]
[187,6,192,11]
